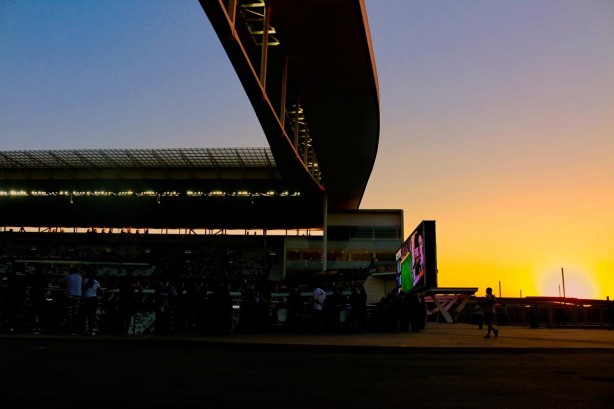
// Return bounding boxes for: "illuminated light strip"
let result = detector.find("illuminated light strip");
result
[0,190,302,197]
[138,191,156,197]
[0,190,28,196]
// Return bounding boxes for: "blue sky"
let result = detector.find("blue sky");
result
[1,0,262,149]
[1,0,613,298]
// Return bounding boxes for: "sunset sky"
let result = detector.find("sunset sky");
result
[1,1,612,299]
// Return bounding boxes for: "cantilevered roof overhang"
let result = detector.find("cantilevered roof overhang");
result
[0,148,324,229]
[200,0,379,211]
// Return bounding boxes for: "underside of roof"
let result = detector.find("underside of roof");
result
[0,148,277,170]
[0,148,324,229]
[200,0,380,210]
[0,148,280,182]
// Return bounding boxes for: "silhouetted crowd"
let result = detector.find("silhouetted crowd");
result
[0,256,434,337]
[0,231,432,336]
[371,290,427,333]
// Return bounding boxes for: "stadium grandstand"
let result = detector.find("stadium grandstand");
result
[0,1,409,335]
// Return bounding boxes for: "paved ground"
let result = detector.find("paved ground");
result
[7,322,614,350]
[176,323,614,350]
[1,324,613,408]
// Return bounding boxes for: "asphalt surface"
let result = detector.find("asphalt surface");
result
[1,324,613,409]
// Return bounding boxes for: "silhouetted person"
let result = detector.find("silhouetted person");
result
[5,264,26,334]
[326,287,344,332]
[239,286,258,334]
[350,286,364,333]
[213,283,233,335]
[529,304,540,329]
[474,301,484,329]
[64,268,83,335]
[359,285,368,331]
[155,279,172,335]
[119,273,142,335]
[312,284,326,333]
[420,296,427,330]
[29,264,48,334]
[82,270,101,335]
[607,296,613,330]
[173,280,188,334]
[390,291,403,332]
[483,287,499,338]
[185,279,201,334]
[257,284,272,331]
[287,287,304,333]
[410,295,424,333]
[196,281,210,333]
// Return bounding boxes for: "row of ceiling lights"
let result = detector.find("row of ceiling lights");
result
[0,190,301,197]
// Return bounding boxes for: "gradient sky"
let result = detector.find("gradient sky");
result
[1,0,613,299]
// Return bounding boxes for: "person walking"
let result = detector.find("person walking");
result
[483,287,499,338]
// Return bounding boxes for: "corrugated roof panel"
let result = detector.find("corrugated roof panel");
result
[0,148,276,170]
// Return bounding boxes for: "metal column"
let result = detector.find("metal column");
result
[323,193,328,272]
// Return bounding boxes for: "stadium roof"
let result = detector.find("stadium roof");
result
[1,0,381,230]
[0,148,324,229]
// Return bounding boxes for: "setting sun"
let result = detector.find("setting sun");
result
[535,267,600,299]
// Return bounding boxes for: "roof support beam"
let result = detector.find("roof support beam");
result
[293,98,300,149]
[228,0,237,26]
[259,5,270,89]
[279,56,288,129]
[199,0,322,193]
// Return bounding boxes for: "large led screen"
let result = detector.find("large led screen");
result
[396,220,437,291]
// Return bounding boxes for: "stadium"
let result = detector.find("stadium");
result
[0,0,409,335]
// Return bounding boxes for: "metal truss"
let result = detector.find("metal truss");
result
[215,0,322,186]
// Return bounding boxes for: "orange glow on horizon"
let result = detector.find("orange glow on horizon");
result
[361,153,614,300]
